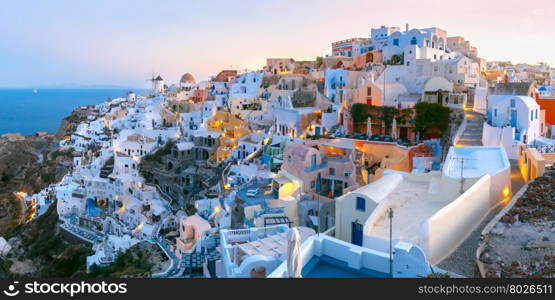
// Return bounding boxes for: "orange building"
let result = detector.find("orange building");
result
[537,97,555,125]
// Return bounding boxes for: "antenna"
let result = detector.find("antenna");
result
[449,156,477,194]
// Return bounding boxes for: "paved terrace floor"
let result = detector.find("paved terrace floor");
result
[457,111,485,147]
[367,174,450,246]
[437,161,525,277]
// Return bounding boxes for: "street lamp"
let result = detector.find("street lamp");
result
[388,207,394,277]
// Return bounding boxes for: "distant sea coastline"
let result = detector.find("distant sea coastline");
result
[0,89,146,136]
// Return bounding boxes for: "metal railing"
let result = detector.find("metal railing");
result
[529,144,555,153]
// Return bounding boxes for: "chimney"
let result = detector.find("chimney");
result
[406,24,409,32]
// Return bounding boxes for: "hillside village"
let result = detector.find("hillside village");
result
[1,24,554,278]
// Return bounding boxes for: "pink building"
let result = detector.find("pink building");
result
[281,139,358,199]
[174,214,211,258]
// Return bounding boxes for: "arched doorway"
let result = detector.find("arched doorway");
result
[250,267,266,278]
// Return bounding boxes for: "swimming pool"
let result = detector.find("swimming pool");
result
[301,255,391,278]
[86,198,101,217]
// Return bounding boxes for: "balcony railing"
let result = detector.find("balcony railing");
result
[529,144,555,154]
[305,161,328,172]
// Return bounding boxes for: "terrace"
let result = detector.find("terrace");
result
[268,234,440,278]
[365,173,448,247]
[236,179,275,208]
[220,225,315,277]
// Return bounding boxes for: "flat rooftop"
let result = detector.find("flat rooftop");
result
[443,146,509,179]
[237,227,314,257]
[366,173,456,245]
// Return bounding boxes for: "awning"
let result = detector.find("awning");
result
[309,215,318,226]
[273,174,293,185]
[323,139,354,150]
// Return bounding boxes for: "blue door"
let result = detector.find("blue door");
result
[510,109,517,127]
[351,222,363,246]
[315,127,321,135]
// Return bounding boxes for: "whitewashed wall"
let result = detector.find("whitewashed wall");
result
[420,175,492,264]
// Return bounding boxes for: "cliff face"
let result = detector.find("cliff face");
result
[3,202,93,277]
[0,108,86,236]
[55,111,87,140]
[0,136,60,235]
[0,108,92,278]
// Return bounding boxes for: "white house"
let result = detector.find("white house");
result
[233,132,267,160]
[483,95,541,159]
[335,173,404,245]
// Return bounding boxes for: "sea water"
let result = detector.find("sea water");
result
[0,89,144,135]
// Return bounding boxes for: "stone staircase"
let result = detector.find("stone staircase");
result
[99,156,114,178]
[457,111,484,147]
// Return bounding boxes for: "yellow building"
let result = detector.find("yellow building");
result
[518,145,555,182]
[206,112,251,163]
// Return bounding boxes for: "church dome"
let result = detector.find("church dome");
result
[180,73,196,84]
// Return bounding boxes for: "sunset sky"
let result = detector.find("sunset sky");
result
[0,0,553,88]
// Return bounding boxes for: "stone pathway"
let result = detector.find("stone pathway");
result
[457,111,485,146]
[437,161,525,277]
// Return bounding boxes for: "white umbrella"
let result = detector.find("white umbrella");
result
[391,118,397,140]
[366,116,372,137]
[287,227,302,278]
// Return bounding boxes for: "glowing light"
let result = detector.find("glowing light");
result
[213,205,221,214]
[224,183,231,190]
[132,155,140,162]
[117,202,126,214]
[16,191,27,200]
[503,186,510,197]
[132,222,144,233]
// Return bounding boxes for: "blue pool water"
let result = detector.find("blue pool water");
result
[301,255,391,278]
[0,88,145,136]
[86,198,100,217]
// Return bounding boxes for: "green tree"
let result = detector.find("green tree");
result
[378,106,399,126]
[350,103,369,124]
[185,203,197,216]
[315,56,324,69]
[414,102,450,135]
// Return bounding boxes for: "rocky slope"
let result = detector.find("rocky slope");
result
[0,109,86,277]
[480,174,555,278]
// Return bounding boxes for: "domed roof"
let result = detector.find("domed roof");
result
[180,73,196,84]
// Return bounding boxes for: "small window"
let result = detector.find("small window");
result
[310,181,315,188]
[356,197,365,211]
[510,99,515,107]
[329,168,335,176]
[530,111,533,121]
